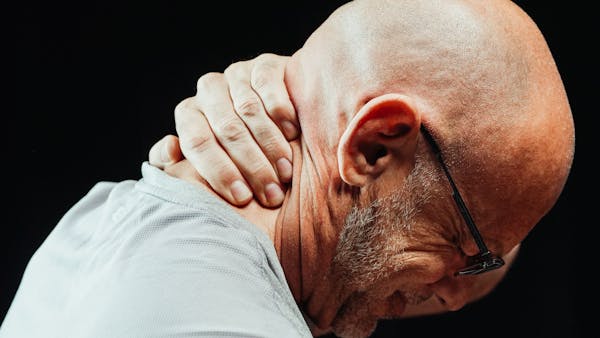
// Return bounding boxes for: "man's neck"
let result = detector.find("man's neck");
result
[162,138,342,305]
[273,138,342,305]
[163,160,279,240]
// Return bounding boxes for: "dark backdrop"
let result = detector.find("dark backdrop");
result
[4,1,594,337]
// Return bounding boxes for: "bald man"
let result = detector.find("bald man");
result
[1,1,574,338]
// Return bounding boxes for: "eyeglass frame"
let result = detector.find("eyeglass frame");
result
[420,125,505,276]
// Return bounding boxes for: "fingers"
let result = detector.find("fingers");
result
[180,75,286,207]
[148,134,183,169]
[248,53,299,141]
[171,53,297,209]
[175,97,255,206]
[224,59,294,183]
[194,74,286,206]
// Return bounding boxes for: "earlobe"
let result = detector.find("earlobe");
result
[337,93,421,187]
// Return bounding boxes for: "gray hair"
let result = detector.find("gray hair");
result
[332,153,441,290]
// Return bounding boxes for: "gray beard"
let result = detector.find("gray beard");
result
[333,156,437,289]
[329,156,440,338]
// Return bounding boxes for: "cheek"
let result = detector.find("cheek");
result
[392,225,464,284]
[395,253,451,284]
[385,229,463,281]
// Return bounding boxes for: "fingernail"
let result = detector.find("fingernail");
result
[281,120,299,140]
[231,180,252,204]
[276,158,293,182]
[265,183,285,206]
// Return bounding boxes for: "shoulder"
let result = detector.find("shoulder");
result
[7,166,312,337]
[80,214,311,337]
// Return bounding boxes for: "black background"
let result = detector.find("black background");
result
[3,1,594,337]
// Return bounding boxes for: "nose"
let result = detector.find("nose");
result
[428,276,469,311]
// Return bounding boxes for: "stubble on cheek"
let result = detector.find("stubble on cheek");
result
[328,157,439,337]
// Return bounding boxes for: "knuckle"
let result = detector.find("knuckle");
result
[246,125,284,159]
[246,163,273,183]
[201,101,233,117]
[262,140,283,158]
[174,98,197,126]
[263,94,290,114]
[255,53,279,67]
[207,158,237,180]
[196,72,223,92]
[250,71,270,91]
[181,134,213,153]
[250,55,285,91]
[253,126,279,146]
[173,98,192,118]
[214,118,248,144]
[234,97,263,120]
[224,61,246,77]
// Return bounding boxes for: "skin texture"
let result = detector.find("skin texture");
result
[162,0,575,337]
[150,55,298,208]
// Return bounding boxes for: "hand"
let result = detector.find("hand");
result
[149,53,298,208]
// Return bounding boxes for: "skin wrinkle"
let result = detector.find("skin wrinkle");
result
[289,1,573,334]
[333,153,441,291]
[163,0,575,337]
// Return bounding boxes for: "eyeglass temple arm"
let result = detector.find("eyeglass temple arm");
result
[420,126,490,254]
[449,184,490,253]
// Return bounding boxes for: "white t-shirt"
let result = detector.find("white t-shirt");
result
[0,162,312,338]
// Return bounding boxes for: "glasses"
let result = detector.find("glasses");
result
[420,125,505,276]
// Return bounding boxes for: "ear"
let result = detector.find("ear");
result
[337,93,421,186]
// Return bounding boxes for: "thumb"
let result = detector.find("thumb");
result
[148,135,183,169]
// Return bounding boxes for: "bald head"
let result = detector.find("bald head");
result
[288,0,574,254]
